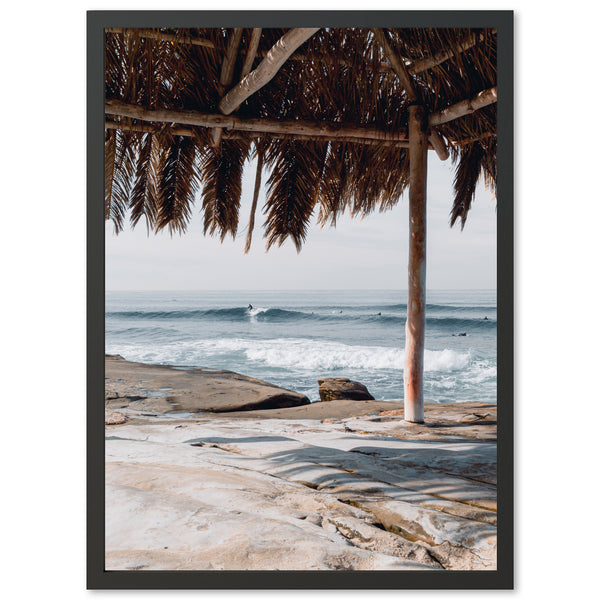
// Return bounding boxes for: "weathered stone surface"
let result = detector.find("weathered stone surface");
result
[105,354,310,413]
[318,377,375,402]
[105,411,128,425]
[106,411,497,571]
[103,357,497,571]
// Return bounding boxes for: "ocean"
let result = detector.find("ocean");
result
[105,289,496,404]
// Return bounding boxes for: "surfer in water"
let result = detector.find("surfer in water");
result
[248,303,253,310]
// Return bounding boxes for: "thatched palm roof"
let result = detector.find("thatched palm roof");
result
[104,27,497,250]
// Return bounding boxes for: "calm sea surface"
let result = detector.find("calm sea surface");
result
[105,289,496,404]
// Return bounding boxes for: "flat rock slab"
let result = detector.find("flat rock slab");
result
[105,354,310,413]
[106,414,497,571]
[104,357,497,570]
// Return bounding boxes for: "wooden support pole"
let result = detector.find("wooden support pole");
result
[219,28,320,115]
[404,104,428,424]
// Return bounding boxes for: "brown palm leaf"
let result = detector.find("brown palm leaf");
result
[130,132,159,232]
[105,128,139,233]
[201,139,251,240]
[451,142,485,229]
[316,142,351,227]
[155,135,201,235]
[263,139,328,251]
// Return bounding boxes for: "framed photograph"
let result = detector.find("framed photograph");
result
[88,10,513,589]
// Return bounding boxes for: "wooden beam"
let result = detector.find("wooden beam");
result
[404,105,428,424]
[428,130,449,160]
[219,28,243,89]
[105,118,420,147]
[105,28,495,76]
[372,28,418,103]
[105,120,194,137]
[372,28,449,161]
[105,28,216,48]
[241,28,262,78]
[105,100,409,143]
[212,28,244,147]
[429,87,498,126]
[407,29,496,74]
[219,28,320,115]
[450,131,496,147]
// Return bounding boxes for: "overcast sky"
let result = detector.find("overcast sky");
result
[106,154,496,291]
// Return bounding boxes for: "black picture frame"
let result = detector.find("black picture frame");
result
[88,10,513,589]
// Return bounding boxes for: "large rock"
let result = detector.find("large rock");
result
[318,378,375,402]
[105,355,310,413]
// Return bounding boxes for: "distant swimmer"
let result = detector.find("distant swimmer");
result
[453,332,467,337]
[377,312,382,316]
[248,303,253,310]
[339,310,343,313]
[484,316,489,320]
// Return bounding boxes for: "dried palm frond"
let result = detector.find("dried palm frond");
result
[316,142,352,227]
[104,26,498,241]
[129,132,159,232]
[104,128,139,233]
[244,144,264,253]
[201,139,251,240]
[263,139,328,251]
[155,135,202,235]
[451,142,485,229]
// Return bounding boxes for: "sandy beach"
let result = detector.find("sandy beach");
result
[105,355,497,571]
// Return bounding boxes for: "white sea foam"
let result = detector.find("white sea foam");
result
[110,337,475,374]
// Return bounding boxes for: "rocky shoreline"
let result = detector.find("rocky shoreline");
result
[105,355,497,571]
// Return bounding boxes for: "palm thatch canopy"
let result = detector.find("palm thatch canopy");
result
[104,27,497,250]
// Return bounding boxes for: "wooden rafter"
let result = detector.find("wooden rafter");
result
[429,87,498,126]
[373,28,449,161]
[372,29,418,102]
[105,100,410,143]
[104,119,423,148]
[212,28,244,147]
[218,28,320,115]
[241,28,262,78]
[450,131,496,147]
[406,29,496,74]
[105,27,495,76]
[104,118,425,148]
[104,27,216,48]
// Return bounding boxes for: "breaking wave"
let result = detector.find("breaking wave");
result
[106,337,476,373]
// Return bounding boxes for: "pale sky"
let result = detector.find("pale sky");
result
[106,153,496,291]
